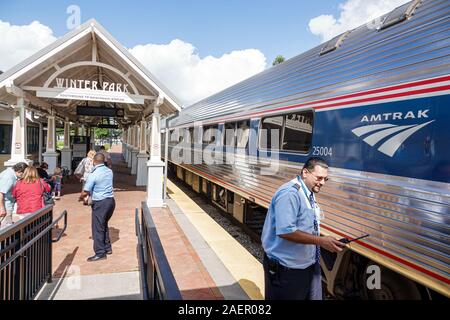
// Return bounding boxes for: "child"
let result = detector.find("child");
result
[52,167,63,200]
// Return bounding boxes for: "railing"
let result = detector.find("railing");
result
[0,206,68,300]
[135,201,181,300]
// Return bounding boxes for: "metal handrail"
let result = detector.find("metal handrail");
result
[135,208,149,300]
[0,206,68,300]
[137,202,182,300]
[0,210,67,271]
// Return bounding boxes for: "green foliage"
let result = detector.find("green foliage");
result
[94,128,110,138]
[272,55,286,66]
[93,128,123,139]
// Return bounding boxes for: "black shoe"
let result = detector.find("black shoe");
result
[106,250,112,255]
[87,254,107,262]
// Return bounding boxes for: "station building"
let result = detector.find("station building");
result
[0,19,182,206]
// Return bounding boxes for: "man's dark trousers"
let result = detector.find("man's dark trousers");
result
[263,254,321,300]
[91,197,115,256]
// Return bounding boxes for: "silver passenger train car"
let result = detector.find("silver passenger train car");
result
[162,0,450,299]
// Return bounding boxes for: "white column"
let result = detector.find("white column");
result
[121,129,126,159]
[123,127,128,161]
[4,97,33,167]
[136,120,149,186]
[127,126,133,168]
[60,119,72,173]
[38,122,43,164]
[131,124,139,175]
[43,114,58,174]
[147,104,164,207]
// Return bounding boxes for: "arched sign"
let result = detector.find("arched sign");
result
[36,61,144,104]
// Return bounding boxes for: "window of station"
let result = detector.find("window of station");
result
[259,111,314,153]
[27,126,39,153]
[0,124,12,154]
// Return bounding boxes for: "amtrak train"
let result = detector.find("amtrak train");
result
[162,0,450,299]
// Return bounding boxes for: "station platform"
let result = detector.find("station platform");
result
[36,145,264,300]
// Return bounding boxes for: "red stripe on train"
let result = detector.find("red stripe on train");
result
[320,224,450,285]
[207,75,450,124]
[177,165,450,285]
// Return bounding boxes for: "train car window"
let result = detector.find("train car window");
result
[193,127,202,144]
[260,115,283,150]
[236,120,250,149]
[188,127,194,144]
[224,122,236,147]
[282,111,313,153]
[203,125,218,144]
[169,129,176,144]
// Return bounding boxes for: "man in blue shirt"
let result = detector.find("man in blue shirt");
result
[79,153,115,261]
[0,163,28,229]
[261,157,346,300]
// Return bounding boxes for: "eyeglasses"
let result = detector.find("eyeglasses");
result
[307,169,329,182]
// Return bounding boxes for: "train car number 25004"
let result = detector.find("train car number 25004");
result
[312,146,333,157]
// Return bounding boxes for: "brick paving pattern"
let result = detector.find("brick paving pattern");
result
[51,145,223,299]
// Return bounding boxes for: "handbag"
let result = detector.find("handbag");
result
[40,180,55,205]
[74,158,86,178]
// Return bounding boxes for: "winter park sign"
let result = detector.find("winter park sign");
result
[35,77,144,104]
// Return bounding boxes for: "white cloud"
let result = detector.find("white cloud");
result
[0,20,266,107]
[308,0,411,42]
[0,20,57,72]
[129,40,267,106]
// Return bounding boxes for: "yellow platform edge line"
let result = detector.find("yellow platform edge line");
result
[167,180,265,300]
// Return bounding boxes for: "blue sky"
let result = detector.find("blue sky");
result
[0,0,344,63]
[0,0,409,105]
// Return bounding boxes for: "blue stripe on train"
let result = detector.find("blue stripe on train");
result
[254,94,450,184]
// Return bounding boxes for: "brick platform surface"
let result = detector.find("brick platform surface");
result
[50,145,223,300]
[150,207,223,300]
[52,145,145,277]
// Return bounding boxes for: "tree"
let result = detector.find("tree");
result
[272,55,285,66]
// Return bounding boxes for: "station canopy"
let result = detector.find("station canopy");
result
[0,19,182,126]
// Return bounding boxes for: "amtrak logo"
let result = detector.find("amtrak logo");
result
[352,120,435,157]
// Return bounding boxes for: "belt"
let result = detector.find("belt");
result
[264,253,315,271]
[92,197,114,203]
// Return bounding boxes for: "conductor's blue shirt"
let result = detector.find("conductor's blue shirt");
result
[261,176,318,269]
[83,164,114,201]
